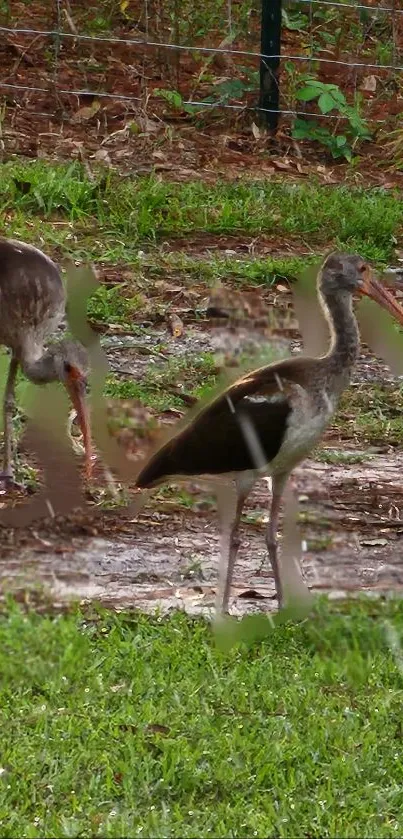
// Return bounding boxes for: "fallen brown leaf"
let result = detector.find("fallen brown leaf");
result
[238,588,268,600]
[361,538,388,547]
[272,158,292,170]
[251,122,261,140]
[146,724,170,735]
[71,102,101,123]
[361,75,377,93]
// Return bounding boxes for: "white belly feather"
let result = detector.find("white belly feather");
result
[268,387,337,475]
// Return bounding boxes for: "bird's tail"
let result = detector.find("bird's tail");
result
[136,444,174,489]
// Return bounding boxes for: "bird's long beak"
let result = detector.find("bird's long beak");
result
[359,267,403,324]
[65,369,93,480]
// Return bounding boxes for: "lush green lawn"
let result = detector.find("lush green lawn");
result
[1,599,403,837]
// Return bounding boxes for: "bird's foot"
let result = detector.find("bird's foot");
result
[0,473,25,493]
[255,558,269,577]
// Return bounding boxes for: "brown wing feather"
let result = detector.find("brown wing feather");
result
[0,238,64,352]
[136,357,318,487]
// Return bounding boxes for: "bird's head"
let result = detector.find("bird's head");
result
[52,338,89,386]
[320,252,403,323]
[49,339,93,479]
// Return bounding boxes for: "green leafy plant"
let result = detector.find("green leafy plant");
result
[204,66,258,106]
[292,76,371,162]
[154,88,195,115]
[281,7,308,32]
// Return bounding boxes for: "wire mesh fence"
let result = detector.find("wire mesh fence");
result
[1,1,402,161]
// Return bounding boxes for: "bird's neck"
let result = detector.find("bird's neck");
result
[321,290,360,380]
[21,351,57,384]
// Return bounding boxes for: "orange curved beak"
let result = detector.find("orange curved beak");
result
[358,266,403,324]
[65,367,93,480]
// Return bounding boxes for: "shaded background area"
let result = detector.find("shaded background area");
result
[1,1,403,174]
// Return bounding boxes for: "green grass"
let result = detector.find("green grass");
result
[2,160,403,262]
[335,384,403,446]
[141,250,320,287]
[1,599,403,836]
[306,535,333,551]
[314,448,368,465]
[77,250,318,329]
[105,352,218,411]
[87,284,144,326]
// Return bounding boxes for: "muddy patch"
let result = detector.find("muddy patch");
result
[1,277,402,616]
[1,451,402,616]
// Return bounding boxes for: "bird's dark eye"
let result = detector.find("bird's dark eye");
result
[359,263,367,273]
[64,362,72,374]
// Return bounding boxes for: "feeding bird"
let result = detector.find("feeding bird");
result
[0,237,92,489]
[135,253,403,614]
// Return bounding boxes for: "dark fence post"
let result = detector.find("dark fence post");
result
[259,0,282,129]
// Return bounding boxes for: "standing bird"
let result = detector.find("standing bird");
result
[135,253,403,613]
[0,237,92,489]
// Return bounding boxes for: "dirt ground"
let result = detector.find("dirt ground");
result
[2,449,403,617]
[0,290,402,617]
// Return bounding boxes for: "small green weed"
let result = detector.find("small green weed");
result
[105,352,218,411]
[293,76,371,161]
[204,66,258,107]
[314,449,368,465]
[335,384,403,445]
[154,89,196,116]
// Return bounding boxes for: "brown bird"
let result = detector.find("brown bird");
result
[135,253,403,614]
[0,237,92,489]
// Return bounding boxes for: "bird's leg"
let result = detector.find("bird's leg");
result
[215,484,244,616]
[215,476,254,616]
[265,472,310,610]
[279,479,311,608]
[265,475,287,607]
[0,357,24,491]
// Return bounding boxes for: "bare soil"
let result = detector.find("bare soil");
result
[0,292,402,616]
[1,448,402,617]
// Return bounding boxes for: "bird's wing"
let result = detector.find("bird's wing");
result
[136,357,317,487]
[0,239,65,349]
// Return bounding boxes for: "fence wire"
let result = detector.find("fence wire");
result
[0,1,402,151]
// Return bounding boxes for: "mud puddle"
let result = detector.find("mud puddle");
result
[1,451,402,616]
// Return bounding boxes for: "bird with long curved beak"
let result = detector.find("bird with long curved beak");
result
[134,253,403,615]
[58,351,93,482]
[65,387,92,481]
[0,237,93,489]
